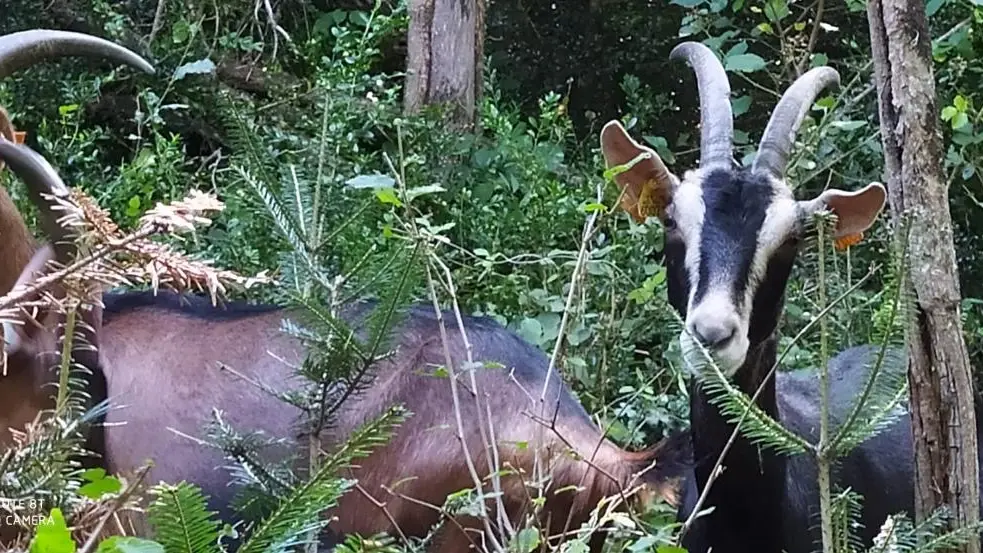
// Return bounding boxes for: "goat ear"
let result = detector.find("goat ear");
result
[3,245,56,354]
[599,120,677,223]
[801,182,887,239]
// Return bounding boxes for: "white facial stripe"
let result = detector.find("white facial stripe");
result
[672,173,802,376]
[745,187,799,307]
[671,168,707,314]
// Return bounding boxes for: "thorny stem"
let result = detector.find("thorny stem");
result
[817,216,834,553]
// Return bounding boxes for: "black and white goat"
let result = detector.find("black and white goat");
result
[599,41,976,553]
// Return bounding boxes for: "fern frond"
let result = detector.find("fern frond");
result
[868,507,983,553]
[147,482,224,553]
[829,221,913,458]
[203,410,299,500]
[830,487,865,553]
[236,406,410,553]
[679,325,811,456]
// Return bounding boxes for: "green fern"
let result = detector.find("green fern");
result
[827,220,913,458]
[830,488,865,553]
[147,482,224,553]
[677,315,812,456]
[236,406,409,553]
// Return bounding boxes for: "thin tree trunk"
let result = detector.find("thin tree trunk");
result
[867,0,981,550]
[404,0,485,129]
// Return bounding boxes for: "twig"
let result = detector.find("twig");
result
[796,0,826,76]
[352,482,412,546]
[77,464,153,553]
[147,0,168,46]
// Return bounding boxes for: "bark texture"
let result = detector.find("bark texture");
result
[867,0,981,549]
[404,0,484,128]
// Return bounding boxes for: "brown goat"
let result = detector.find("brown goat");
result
[1,143,689,551]
[0,33,690,551]
[0,29,153,452]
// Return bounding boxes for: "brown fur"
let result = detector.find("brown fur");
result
[0,71,688,550]
[0,145,690,550]
[4,272,688,551]
[0,106,38,296]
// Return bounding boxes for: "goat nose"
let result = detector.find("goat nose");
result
[691,319,737,348]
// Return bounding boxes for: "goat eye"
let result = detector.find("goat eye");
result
[664,217,678,231]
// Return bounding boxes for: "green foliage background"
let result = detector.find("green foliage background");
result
[1,0,982,466]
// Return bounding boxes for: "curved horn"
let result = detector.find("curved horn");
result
[752,66,840,179]
[0,29,155,78]
[0,140,74,263]
[669,42,734,171]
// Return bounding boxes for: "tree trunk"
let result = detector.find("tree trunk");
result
[867,0,981,550]
[404,0,484,129]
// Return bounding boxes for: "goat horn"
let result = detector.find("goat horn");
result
[0,140,75,263]
[669,42,733,171]
[752,66,840,179]
[0,29,155,78]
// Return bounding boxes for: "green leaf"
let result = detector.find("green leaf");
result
[732,95,752,117]
[830,121,865,131]
[171,20,191,43]
[725,53,767,73]
[78,468,123,499]
[58,104,79,116]
[927,0,946,16]
[96,537,165,553]
[473,148,497,167]
[953,111,970,130]
[30,509,75,553]
[404,184,447,201]
[669,0,706,7]
[173,59,216,81]
[517,317,544,345]
[564,542,590,553]
[345,173,396,190]
[126,195,142,218]
[810,53,829,68]
[954,94,969,111]
[764,0,789,20]
[511,528,541,553]
[374,188,403,207]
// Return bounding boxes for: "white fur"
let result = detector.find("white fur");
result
[674,173,802,377]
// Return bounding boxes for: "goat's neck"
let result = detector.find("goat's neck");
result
[689,333,785,553]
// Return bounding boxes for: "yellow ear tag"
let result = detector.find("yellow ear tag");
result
[834,232,863,251]
[13,132,25,144]
[637,179,668,219]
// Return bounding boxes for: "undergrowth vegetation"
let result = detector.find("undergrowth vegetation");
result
[1,0,983,551]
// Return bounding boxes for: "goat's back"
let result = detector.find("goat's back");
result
[97,294,667,549]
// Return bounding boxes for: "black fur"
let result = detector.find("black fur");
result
[667,168,983,553]
[102,289,282,323]
[694,169,775,306]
